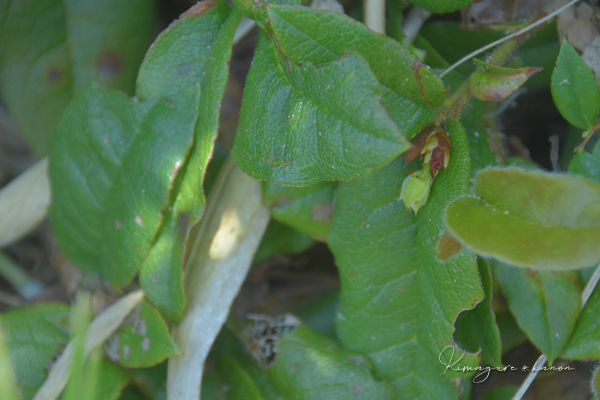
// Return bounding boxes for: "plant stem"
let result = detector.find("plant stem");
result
[402,6,431,41]
[364,0,385,34]
[440,0,581,78]
[167,158,270,400]
[0,252,42,299]
[511,263,600,400]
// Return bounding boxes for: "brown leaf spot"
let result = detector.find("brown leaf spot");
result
[397,283,404,290]
[349,271,356,279]
[436,231,464,261]
[353,386,363,396]
[96,52,123,81]
[311,202,334,223]
[178,212,190,239]
[115,219,122,229]
[47,66,62,83]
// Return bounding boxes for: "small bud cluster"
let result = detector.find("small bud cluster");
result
[399,125,451,214]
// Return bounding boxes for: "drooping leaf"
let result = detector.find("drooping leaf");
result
[0,0,155,154]
[562,285,600,360]
[570,151,600,184]
[454,258,502,367]
[407,0,473,13]
[445,168,600,270]
[328,121,483,397]
[232,37,408,186]
[495,311,527,355]
[136,0,241,321]
[254,220,315,262]
[94,359,131,400]
[0,304,70,400]
[129,363,168,400]
[551,40,600,130]
[48,83,200,287]
[492,261,581,364]
[232,5,447,185]
[263,181,336,240]
[470,60,542,101]
[107,300,179,369]
[267,325,396,399]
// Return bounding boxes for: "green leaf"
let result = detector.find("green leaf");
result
[0,304,70,400]
[267,325,396,399]
[0,0,155,154]
[233,5,447,185]
[445,168,600,270]
[129,363,168,400]
[254,220,315,262]
[483,386,519,400]
[48,83,200,287]
[94,359,130,400]
[570,152,600,184]
[136,0,240,321]
[263,181,335,240]
[551,41,600,130]
[0,324,19,400]
[232,37,408,186]
[466,128,503,177]
[470,61,541,101]
[328,121,483,397]
[495,311,527,355]
[107,300,179,368]
[407,0,473,13]
[562,285,600,360]
[492,261,581,364]
[454,259,502,368]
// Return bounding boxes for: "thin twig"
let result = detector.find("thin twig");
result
[0,252,42,299]
[440,0,581,78]
[511,263,600,400]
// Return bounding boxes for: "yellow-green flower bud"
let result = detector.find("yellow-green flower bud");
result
[400,168,432,214]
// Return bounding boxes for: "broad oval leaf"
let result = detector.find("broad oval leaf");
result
[232,40,409,186]
[445,168,600,270]
[136,0,240,320]
[106,300,179,368]
[570,151,600,184]
[267,325,396,399]
[232,5,447,186]
[551,40,600,130]
[0,0,155,154]
[48,83,200,287]
[328,121,483,397]
[0,304,70,400]
[470,60,542,101]
[492,261,581,364]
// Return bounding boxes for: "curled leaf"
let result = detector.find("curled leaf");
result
[470,60,542,101]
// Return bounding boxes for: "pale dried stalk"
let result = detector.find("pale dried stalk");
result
[0,158,49,248]
[167,158,270,400]
[33,290,145,400]
[364,0,385,34]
